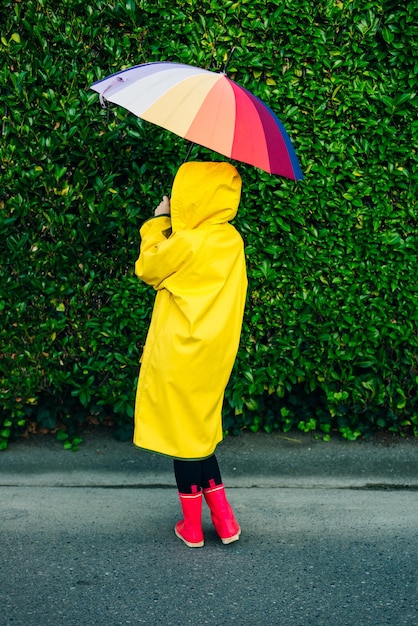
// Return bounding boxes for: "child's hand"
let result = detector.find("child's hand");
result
[154,196,171,216]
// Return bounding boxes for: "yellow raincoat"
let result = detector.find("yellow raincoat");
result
[133,162,247,459]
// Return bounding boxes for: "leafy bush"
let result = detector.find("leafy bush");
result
[1,0,417,448]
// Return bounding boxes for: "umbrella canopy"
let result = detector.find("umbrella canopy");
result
[90,61,303,181]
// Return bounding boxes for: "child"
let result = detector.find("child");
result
[134,161,247,547]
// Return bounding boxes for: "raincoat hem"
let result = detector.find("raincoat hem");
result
[133,442,220,461]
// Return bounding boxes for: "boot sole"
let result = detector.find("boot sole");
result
[175,527,204,548]
[220,527,241,545]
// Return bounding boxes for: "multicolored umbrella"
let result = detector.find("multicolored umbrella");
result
[90,61,303,181]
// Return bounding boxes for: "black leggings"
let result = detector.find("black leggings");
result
[173,455,222,494]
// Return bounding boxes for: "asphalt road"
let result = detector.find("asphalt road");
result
[1,430,418,625]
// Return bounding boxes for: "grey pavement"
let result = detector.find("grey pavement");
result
[1,429,418,626]
[1,427,418,489]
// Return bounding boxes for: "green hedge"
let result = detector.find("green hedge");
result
[1,0,417,448]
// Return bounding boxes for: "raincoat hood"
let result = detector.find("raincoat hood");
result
[170,161,242,232]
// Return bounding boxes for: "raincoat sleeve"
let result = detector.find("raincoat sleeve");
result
[135,215,194,290]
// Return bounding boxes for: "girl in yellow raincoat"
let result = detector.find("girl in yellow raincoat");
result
[134,161,247,547]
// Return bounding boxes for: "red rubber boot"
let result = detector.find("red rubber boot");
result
[175,491,204,548]
[203,484,241,544]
